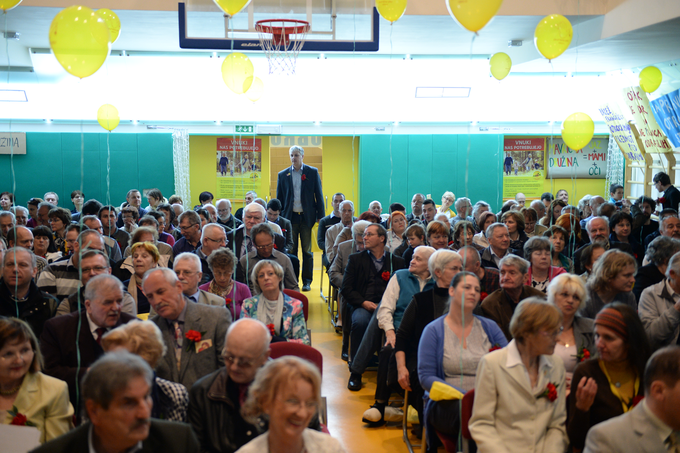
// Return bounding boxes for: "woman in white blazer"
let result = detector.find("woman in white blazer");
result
[469,297,568,453]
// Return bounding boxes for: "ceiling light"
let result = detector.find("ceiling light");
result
[215,121,221,125]
[314,121,321,126]
[132,120,138,125]
[45,119,51,123]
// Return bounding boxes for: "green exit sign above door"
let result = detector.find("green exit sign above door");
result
[235,125,254,133]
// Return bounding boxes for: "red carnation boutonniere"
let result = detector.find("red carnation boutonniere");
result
[489,343,502,352]
[538,382,559,402]
[629,395,644,408]
[574,346,591,362]
[225,298,233,305]
[266,323,276,337]
[273,243,278,249]
[185,330,204,352]
[448,240,454,247]
[301,174,307,181]
[480,291,488,302]
[658,196,666,205]
[9,407,36,427]
[381,271,391,281]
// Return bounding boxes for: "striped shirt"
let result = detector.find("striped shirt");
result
[36,256,81,301]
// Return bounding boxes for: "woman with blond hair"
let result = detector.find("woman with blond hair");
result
[238,357,346,453]
[102,321,188,422]
[123,242,161,314]
[385,211,406,252]
[437,191,456,218]
[582,249,637,318]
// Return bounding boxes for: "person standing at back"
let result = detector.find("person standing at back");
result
[276,145,325,292]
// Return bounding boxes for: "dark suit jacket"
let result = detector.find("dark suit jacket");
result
[225,226,286,260]
[276,165,325,227]
[662,184,680,212]
[272,216,294,253]
[480,246,521,270]
[317,214,342,256]
[340,250,406,309]
[633,262,665,302]
[30,419,199,453]
[151,301,231,390]
[40,310,136,407]
[573,241,634,274]
[406,213,424,223]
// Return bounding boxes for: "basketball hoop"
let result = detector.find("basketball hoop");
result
[255,19,310,75]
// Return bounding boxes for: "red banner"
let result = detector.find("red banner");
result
[503,138,545,152]
[216,138,262,152]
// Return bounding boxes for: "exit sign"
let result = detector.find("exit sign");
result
[235,125,254,133]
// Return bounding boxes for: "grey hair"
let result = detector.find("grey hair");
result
[0,211,15,222]
[11,206,27,216]
[369,200,382,208]
[250,259,284,293]
[351,220,371,237]
[666,251,680,279]
[648,237,680,267]
[216,199,232,208]
[339,200,355,212]
[37,201,56,212]
[578,195,592,213]
[523,236,552,260]
[458,246,481,266]
[142,267,179,290]
[250,222,275,241]
[44,192,59,202]
[427,249,461,280]
[499,254,530,274]
[454,197,471,211]
[244,202,266,218]
[201,223,226,243]
[486,222,508,239]
[472,201,490,220]
[83,274,124,301]
[586,216,609,233]
[289,145,304,156]
[173,252,201,271]
[4,246,36,269]
[178,210,201,225]
[82,351,153,410]
[530,200,544,211]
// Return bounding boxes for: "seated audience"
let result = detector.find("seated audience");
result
[11,205,28,226]
[227,203,285,261]
[539,199,566,227]
[189,318,272,453]
[266,199,294,254]
[142,211,176,246]
[40,274,136,411]
[639,251,680,350]
[341,223,405,362]
[196,207,211,229]
[120,204,139,234]
[609,211,643,264]
[426,220,450,251]
[102,320,189,422]
[582,249,637,318]
[470,201,491,233]
[459,245,500,298]
[0,191,13,210]
[240,260,309,345]
[645,209,680,251]
[124,241,161,314]
[36,201,56,228]
[579,242,606,282]
[0,317,73,443]
[385,210,406,252]
[145,268,231,390]
[480,222,518,270]
[26,197,42,228]
[57,249,136,316]
[79,215,123,264]
[99,204,130,253]
[547,274,595,391]
[0,247,58,338]
[555,213,585,258]
[567,303,651,450]
[238,356,346,453]
[5,226,48,277]
[325,201,355,264]
[633,236,680,301]
[630,195,658,247]
[32,225,62,263]
[520,206,538,238]
[574,216,634,274]
[48,207,71,254]
[199,247,251,320]
[418,271,507,449]
[317,193,344,267]
[32,351,199,453]
[543,225,573,273]
[174,210,203,256]
[502,210,529,252]
[524,236,566,293]
[469,297,568,453]
[173,252,225,307]
[215,198,243,233]
[450,220,482,252]
[396,223,426,266]
[478,255,545,340]
[237,223,299,294]
[158,202,180,238]
[472,211,496,248]
[583,345,680,453]
[194,223,228,283]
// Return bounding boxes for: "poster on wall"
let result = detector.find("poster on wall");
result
[650,88,680,148]
[622,86,673,153]
[502,137,545,199]
[598,102,645,162]
[546,137,609,179]
[215,137,262,200]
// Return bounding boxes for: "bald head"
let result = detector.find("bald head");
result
[224,318,271,384]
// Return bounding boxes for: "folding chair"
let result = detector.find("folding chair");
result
[402,389,423,453]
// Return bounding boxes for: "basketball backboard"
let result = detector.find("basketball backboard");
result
[178,0,379,52]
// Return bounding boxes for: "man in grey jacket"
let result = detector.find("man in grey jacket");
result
[639,251,680,350]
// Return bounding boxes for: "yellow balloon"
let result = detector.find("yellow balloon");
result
[534,14,573,61]
[97,104,120,131]
[376,0,407,23]
[49,6,111,79]
[245,77,264,102]
[213,0,251,17]
[489,52,512,80]
[639,66,662,93]
[0,0,21,12]
[446,0,503,33]
[96,9,121,44]
[221,53,254,95]
[561,112,594,151]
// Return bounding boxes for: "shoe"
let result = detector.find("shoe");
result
[411,424,423,439]
[341,352,349,362]
[362,406,384,424]
[383,407,404,422]
[348,373,362,391]
[302,284,311,292]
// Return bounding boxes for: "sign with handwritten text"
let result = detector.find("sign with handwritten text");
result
[546,137,609,179]
[622,86,672,153]
[598,103,645,163]
[650,88,680,148]
[0,132,25,154]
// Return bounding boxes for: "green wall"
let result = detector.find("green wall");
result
[0,133,174,209]
[359,134,504,212]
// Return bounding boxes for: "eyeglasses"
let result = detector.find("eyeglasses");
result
[224,352,263,368]
[81,266,108,274]
[363,232,377,238]
[256,242,274,250]
[176,270,198,277]
[283,398,318,411]
[204,237,226,245]
[180,224,198,231]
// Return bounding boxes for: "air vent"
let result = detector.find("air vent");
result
[255,125,282,135]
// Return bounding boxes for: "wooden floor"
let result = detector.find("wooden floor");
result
[305,252,423,453]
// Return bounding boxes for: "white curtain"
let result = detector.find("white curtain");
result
[172,128,191,206]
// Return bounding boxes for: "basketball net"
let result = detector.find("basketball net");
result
[256,19,310,75]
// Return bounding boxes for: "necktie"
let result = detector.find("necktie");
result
[95,327,106,345]
[173,321,182,369]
